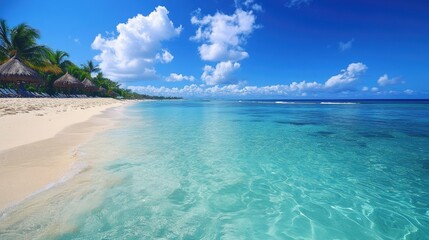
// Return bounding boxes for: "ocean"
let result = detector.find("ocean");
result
[1,99,429,239]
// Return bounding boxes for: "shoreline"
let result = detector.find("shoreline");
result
[0,98,133,212]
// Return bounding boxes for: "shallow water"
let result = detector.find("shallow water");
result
[1,100,429,239]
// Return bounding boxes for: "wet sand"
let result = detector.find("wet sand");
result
[0,98,129,211]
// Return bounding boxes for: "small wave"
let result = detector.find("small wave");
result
[275,101,296,104]
[320,102,357,105]
[0,160,89,218]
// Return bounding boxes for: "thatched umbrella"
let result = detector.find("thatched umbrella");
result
[53,72,82,88]
[96,86,106,97]
[108,90,118,98]
[53,72,83,92]
[98,86,107,93]
[0,56,43,84]
[82,78,97,92]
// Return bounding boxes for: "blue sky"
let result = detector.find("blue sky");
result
[1,0,428,98]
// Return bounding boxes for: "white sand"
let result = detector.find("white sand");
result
[0,98,128,211]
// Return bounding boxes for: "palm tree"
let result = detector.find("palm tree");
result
[43,49,72,74]
[0,19,49,66]
[0,20,10,62]
[81,60,100,76]
[93,72,120,90]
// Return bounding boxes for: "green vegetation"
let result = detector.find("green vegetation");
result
[0,19,180,100]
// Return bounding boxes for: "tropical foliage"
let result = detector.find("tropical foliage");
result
[0,19,177,99]
[81,60,100,75]
[44,50,72,74]
[0,20,49,67]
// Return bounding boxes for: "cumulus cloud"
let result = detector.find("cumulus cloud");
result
[404,89,414,95]
[91,6,182,80]
[324,62,368,89]
[166,73,195,82]
[377,74,403,86]
[201,61,241,85]
[286,0,312,8]
[289,81,323,92]
[129,80,326,97]
[190,9,257,62]
[129,62,370,97]
[243,0,263,11]
[156,50,174,63]
[339,38,354,51]
[129,84,289,97]
[129,81,323,97]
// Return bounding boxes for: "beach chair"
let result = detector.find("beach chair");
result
[4,88,15,97]
[8,89,18,97]
[2,88,10,96]
[0,89,7,97]
[6,89,14,97]
[19,90,31,97]
[5,88,18,97]
[0,89,9,97]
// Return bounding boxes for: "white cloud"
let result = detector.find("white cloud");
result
[286,0,312,8]
[156,49,174,63]
[129,81,322,97]
[73,38,80,44]
[243,0,263,11]
[324,62,368,89]
[377,74,403,86]
[339,38,354,51]
[191,9,257,62]
[289,81,323,92]
[166,73,195,82]
[404,89,414,95]
[201,61,241,85]
[91,6,182,80]
[129,84,288,97]
[371,87,379,92]
[129,80,323,97]
[127,62,385,98]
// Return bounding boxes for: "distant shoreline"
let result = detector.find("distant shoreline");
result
[0,98,132,212]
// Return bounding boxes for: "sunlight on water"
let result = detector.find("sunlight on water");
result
[1,100,429,239]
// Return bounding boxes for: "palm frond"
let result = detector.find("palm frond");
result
[0,19,11,48]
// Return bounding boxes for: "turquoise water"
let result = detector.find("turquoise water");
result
[1,100,429,239]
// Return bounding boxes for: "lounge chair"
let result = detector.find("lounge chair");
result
[9,89,18,96]
[5,88,17,97]
[0,89,8,97]
[3,88,12,96]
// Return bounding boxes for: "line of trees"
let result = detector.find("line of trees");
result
[0,20,179,100]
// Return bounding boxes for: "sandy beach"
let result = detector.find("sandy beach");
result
[0,98,127,211]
